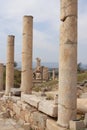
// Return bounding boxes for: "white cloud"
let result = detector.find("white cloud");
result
[33,28,58,62]
[0,0,59,22]
[0,0,59,63]
[78,1,87,63]
[78,14,87,44]
[0,0,87,64]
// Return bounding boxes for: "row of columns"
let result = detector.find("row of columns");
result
[0,16,33,95]
[0,0,77,128]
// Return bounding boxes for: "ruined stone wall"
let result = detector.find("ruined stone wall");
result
[43,67,49,81]
[0,96,59,130]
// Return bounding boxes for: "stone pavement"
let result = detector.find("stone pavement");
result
[0,118,24,130]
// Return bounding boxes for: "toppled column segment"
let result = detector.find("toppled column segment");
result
[57,0,78,129]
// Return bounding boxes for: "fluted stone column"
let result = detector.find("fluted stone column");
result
[52,69,55,80]
[21,16,33,94]
[57,0,77,129]
[43,67,49,81]
[5,35,14,95]
[0,63,4,91]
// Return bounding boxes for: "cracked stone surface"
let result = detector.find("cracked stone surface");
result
[58,0,78,129]
[0,118,24,130]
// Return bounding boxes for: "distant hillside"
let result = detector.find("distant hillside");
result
[81,64,87,70]
[16,62,87,70]
[38,62,58,68]
[17,62,58,70]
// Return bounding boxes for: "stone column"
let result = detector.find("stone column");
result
[57,0,77,129]
[21,16,33,94]
[43,67,49,81]
[0,63,4,91]
[52,69,55,80]
[5,35,14,95]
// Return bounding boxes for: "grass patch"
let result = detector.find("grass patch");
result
[3,67,21,89]
[46,94,54,100]
[77,71,87,82]
[33,80,58,92]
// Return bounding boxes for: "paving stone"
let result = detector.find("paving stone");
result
[13,103,21,115]
[23,123,30,130]
[21,93,41,108]
[0,117,24,130]
[69,120,85,130]
[38,100,58,117]
[46,119,59,130]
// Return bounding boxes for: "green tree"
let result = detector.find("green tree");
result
[77,62,82,73]
[14,61,17,68]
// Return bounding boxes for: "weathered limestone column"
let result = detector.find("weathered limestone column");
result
[43,67,49,81]
[57,0,78,129]
[5,35,14,95]
[0,63,4,91]
[21,16,33,94]
[52,69,55,80]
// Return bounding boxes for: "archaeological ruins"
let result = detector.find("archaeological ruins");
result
[33,58,49,82]
[0,0,87,130]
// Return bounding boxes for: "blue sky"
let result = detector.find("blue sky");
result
[0,0,87,64]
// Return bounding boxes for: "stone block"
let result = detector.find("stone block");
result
[25,113,30,122]
[80,93,87,98]
[13,103,21,115]
[11,96,20,103]
[38,100,58,117]
[69,120,85,130]
[8,101,13,110]
[84,113,87,127]
[11,88,21,96]
[21,93,41,108]
[30,111,48,130]
[46,119,59,130]
[17,100,22,107]
[0,92,4,97]
[22,102,30,111]
[23,123,30,130]
[0,111,10,118]
[20,110,25,120]
[25,107,37,123]
[2,95,9,101]
[17,119,25,126]
[10,110,16,118]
